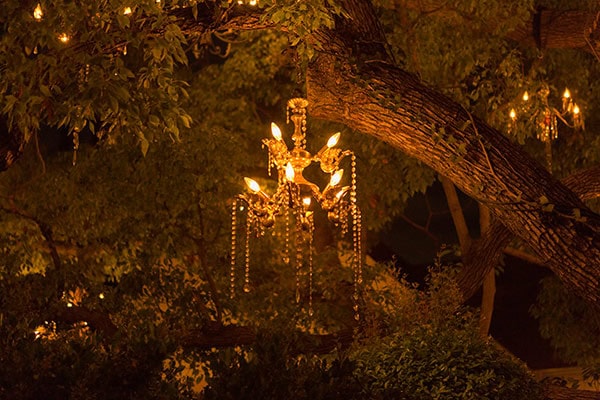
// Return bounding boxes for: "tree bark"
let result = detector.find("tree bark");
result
[478,204,495,337]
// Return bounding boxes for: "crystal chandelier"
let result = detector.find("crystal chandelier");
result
[229,98,363,319]
[508,86,583,170]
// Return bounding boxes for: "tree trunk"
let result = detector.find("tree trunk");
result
[306,0,600,308]
[478,204,495,337]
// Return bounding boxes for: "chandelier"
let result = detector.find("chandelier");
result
[508,86,583,170]
[229,98,363,319]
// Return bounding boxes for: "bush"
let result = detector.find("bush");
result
[353,327,543,400]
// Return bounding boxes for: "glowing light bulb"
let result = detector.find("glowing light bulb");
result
[249,0,257,4]
[33,3,43,20]
[99,293,105,299]
[302,197,312,207]
[327,132,340,148]
[573,104,580,114]
[244,177,261,193]
[509,108,516,120]
[563,88,571,99]
[522,91,529,101]
[123,7,132,15]
[329,169,343,187]
[271,122,282,141]
[58,33,70,43]
[285,162,295,181]
[67,302,73,308]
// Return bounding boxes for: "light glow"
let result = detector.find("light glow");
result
[271,122,282,141]
[33,4,43,20]
[563,88,571,99]
[58,33,70,43]
[244,177,261,193]
[509,108,516,120]
[522,91,529,101]
[573,104,580,114]
[123,7,132,15]
[302,197,312,207]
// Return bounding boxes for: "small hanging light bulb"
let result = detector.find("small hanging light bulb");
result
[58,33,70,43]
[285,162,295,182]
[522,91,529,102]
[244,177,261,193]
[33,3,43,20]
[509,108,517,121]
[271,122,282,141]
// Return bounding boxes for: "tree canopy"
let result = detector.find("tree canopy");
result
[1,0,600,398]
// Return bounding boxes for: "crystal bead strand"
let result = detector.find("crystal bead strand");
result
[243,213,252,293]
[295,209,303,304]
[284,208,290,264]
[350,153,361,321]
[230,199,238,298]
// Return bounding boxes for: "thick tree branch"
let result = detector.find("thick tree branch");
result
[458,165,600,300]
[55,305,118,338]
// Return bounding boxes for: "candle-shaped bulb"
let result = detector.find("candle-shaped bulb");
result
[522,91,529,101]
[573,104,580,115]
[326,132,340,148]
[285,162,295,181]
[244,177,261,193]
[271,122,282,141]
[509,108,516,120]
[329,169,343,187]
[123,6,132,15]
[563,88,571,99]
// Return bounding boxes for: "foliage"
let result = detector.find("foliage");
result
[353,328,543,400]
[204,267,543,400]
[203,331,363,400]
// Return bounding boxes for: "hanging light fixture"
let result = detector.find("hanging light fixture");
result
[508,86,584,171]
[229,98,363,319]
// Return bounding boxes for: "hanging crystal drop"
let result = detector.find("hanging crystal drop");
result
[295,210,303,304]
[283,208,290,264]
[230,199,238,298]
[243,213,252,293]
[72,130,80,166]
[308,216,314,317]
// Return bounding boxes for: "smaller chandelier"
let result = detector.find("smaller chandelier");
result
[508,86,583,171]
[229,98,363,319]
